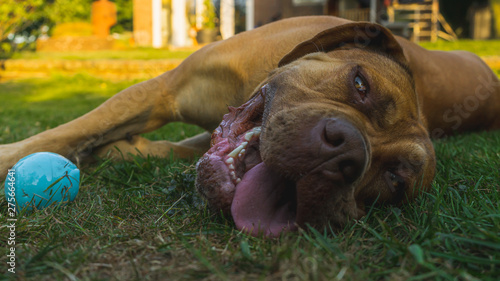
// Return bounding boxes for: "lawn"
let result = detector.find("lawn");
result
[9,39,500,60]
[0,42,499,280]
[419,39,500,57]
[10,47,196,61]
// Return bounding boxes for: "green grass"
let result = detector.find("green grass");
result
[0,54,499,280]
[9,40,500,61]
[419,40,500,57]
[0,74,203,144]
[10,48,196,61]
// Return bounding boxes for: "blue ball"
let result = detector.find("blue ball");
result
[4,152,80,212]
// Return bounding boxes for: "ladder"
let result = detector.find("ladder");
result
[386,0,457,42]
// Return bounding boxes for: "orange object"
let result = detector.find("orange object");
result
[91,0,117,38]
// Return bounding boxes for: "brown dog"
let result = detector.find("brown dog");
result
[1,17,499,237]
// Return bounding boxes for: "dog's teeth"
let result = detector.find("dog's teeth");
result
[228,144,244,157]
[236,178,241,183]
[228,142,248,158]
[253,127,261,136]
[244,131,254,141]
[238,149,246,158]
[228,150,238,157]
[225,157,234,164]
[229,164,234,170]
[230,171,236,179]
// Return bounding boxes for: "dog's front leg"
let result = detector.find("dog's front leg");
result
[0,75,182,179]
[91,132,212,162]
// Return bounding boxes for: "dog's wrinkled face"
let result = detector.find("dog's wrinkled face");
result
[196,23,436,237]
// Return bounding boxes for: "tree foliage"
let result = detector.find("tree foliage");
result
[0,0,44,42]
[43,0,93,25]
[0,0,134,56]
[110,0,133,33]
[0,0,92,47]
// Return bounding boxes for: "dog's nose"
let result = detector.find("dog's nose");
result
[320,118,367,184]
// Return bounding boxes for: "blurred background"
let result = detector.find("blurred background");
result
[0,0,499,82]
[1,0,500,57]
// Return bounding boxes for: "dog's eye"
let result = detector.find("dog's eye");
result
[354,75,368,98]
[385,171,406,193]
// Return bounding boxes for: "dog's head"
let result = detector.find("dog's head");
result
[196,22,435,237]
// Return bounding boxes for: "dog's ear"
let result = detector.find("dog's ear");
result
[278,22,407,67]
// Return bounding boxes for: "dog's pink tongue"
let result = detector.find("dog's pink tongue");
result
[231,163,297,237]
